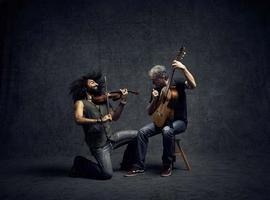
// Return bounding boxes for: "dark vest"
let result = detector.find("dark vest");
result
[81,100,112,148]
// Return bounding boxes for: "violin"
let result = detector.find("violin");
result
[92,90,139,104]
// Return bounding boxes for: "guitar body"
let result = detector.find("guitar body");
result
[151,87,177,127]
[151,102,174,128]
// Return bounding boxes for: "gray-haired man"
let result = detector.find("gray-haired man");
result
[125,60,196,177]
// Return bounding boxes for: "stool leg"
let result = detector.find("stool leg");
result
[172,155,176,169]
[175,140,191,171]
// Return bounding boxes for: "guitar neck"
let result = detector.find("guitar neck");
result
[165,68,175,94]
[164,46,186,96]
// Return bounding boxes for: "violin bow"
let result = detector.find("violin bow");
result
[100,76,110,139]
[104,75,110,114]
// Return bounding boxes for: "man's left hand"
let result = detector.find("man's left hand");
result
[172,60,186,71]
[101,114,112,122]
[120,88,128,101]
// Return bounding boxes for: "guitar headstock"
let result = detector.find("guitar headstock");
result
[175,46,186,61]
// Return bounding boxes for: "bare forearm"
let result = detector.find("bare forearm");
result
[182,68,196,88]
[75,116,100,125]
[172,60,197,89]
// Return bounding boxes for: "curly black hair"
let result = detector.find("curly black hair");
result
[69,70,105,102]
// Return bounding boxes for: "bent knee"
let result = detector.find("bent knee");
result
[162,127,174,137]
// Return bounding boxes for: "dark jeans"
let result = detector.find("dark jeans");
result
[71,130,137,180]
[131,120,187,169]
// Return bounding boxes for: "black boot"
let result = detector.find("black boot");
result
[69,156,88,177]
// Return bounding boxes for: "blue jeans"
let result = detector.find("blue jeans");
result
[132,120,187,169]
[71,130,137,179]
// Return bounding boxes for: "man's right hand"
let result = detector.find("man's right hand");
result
[101,114,112,122]
[152,89,159,99]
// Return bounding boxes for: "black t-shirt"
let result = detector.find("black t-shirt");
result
[150,78,188,124]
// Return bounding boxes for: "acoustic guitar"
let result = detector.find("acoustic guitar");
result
[151,47,186,127]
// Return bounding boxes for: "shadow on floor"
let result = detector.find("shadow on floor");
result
[20,164,70,178]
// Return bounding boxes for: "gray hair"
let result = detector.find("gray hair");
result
[148,65,168,79]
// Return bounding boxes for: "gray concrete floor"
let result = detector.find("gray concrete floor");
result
[1,152,269,200]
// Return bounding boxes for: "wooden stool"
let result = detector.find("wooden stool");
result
[173,137,191,171]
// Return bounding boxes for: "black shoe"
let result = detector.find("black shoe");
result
[124,167,145,177]
[69,156,84,178]
[120,162,132,171]
[160,164,172,177]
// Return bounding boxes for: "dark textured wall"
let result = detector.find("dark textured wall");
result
[0,0,269,158]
